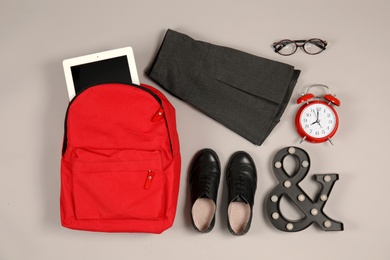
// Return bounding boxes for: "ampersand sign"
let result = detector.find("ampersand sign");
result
[267,146,344,232]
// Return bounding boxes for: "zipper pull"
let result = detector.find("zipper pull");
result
[144,170,155,190]
[151,107,164,122]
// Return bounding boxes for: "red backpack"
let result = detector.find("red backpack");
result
[60,83,181,233]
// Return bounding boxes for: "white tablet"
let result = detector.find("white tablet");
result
[63,46,140,100]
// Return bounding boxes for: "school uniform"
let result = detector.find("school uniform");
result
[146,29,300,145]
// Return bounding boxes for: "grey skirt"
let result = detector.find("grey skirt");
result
[146,29,300,145]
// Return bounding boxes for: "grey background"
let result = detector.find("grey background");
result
[1,0,389,259]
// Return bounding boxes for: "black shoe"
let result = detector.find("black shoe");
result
[226,151,257,236]
[189,149,221,233]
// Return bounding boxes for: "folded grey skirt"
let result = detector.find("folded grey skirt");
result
[146,29,300,145]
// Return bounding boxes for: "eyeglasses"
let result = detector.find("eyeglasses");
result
[273,39,327,56]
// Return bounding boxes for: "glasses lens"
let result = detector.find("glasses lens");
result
[304,39,326,54]
[274,40,296,55]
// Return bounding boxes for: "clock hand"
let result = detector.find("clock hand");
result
[312,108,322,127]
[311,110,318,125]
[310,110,321,126]
[310,120,322,127]
[316,108,323,128]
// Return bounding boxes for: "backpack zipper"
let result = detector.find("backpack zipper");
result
[144,170,155,190]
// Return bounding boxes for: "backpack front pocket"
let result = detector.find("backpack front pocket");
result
[71,148,164,220]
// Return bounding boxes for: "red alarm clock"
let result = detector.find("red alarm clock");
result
[295,84,340,144]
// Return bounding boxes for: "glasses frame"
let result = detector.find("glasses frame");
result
[273,38,328,56]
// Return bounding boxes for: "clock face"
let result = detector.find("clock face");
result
[296,101,339,143]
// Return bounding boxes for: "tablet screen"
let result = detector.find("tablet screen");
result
[71,55,132,94]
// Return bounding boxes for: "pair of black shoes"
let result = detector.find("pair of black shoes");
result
[189,149,257,236]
